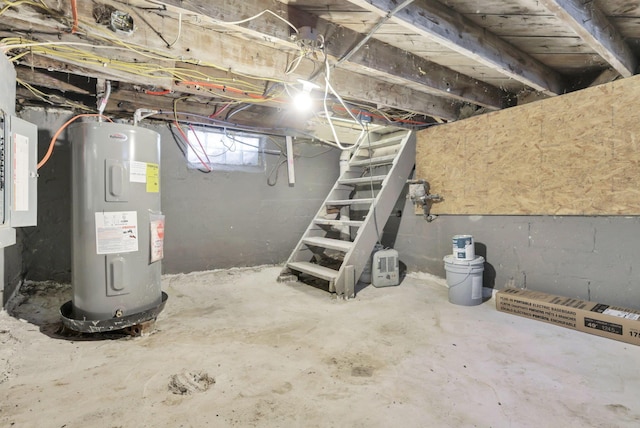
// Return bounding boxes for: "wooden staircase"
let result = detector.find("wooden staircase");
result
[278,127,415,298]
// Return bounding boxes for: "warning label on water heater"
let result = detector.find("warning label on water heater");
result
[95,211,139,255]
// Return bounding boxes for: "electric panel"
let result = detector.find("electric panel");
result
[0,112,6,224]
[7,115,38,227]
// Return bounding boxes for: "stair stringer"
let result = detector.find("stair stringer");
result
[333,131,415,297]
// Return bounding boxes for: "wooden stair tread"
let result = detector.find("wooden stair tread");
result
[287,262,339,281]
[302,236,353,252]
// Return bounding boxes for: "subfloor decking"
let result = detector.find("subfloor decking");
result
[1,266,639,427]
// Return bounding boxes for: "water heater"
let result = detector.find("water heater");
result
[62,122,166,332]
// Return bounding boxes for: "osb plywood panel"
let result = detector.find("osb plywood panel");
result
[417,74,640,215]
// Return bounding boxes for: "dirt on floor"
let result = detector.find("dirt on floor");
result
[1,265,639,427]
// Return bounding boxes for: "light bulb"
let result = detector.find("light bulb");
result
[293,90,313,111]
[291,79,320,112]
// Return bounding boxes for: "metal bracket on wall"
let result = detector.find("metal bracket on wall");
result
[407,179,442,222]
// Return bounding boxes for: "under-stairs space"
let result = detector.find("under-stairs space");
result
[279,127,415,298]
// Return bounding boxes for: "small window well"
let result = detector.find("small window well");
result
[186,127,263,171]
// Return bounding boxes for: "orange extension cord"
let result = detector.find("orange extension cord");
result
[37,114,112,170]
[70,0,78,33]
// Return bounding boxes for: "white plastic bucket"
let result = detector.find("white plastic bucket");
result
[452,234,475,260]
[443,255,485,306]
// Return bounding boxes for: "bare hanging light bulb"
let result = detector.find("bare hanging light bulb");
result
[292,79,319,111]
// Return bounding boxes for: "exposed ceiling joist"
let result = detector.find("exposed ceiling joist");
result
[343,0,567,96]
[538,0,638,78]
[156,0,511,110]
[5,0,638,128]
[589,68,621,87]
[1,2,460,121]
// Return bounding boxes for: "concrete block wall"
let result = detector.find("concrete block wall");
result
[159,125,340,273]
[13,107,640,311]
[393,197,640,309]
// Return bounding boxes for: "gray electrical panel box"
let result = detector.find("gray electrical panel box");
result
[0,52,38,305]
[0,110,38,246]
[5,114,38,228]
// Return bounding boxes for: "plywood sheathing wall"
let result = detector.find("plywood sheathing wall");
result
[416,74,640,215]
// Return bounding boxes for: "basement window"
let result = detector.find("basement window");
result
[185,127,263,171]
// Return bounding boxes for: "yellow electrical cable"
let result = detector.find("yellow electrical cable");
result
[17,78,93,111]
[3,36,288,104]
[1,3,313,108]
[0,0,47,17]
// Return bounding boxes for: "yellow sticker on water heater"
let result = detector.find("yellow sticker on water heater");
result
[146,163,159,193]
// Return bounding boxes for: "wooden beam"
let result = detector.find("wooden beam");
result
[589,68,621,87]
[156,0,510,109]
[343,0,567,96]
[1,2,460,120]
[106,89,302,131]
[538,0,638,78]
[15,66,95,95]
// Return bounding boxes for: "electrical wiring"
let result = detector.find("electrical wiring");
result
[265,135,285,152]
[0,3,311,111]
[4,40,287,106]
[177,80,287,104]
[143,0,300,36]
[145,89,171,96]
[18,80,53,105]
[206,9,299,35]
[173,97,212,172]
[209,102,232,119]
[166,12,182,47]
[172,120,212,172]
[74,12,293,85]
[264,140,333,186]
[323,58,364,127]
[171,120,285,175]
[167,123,213,173]
[70,0,79,34]
[0,0,46,16]
[38,114,113,169]
[321,55,361,150]
[167,122,187,157]
[285,33,324,75]
[284,51,305,75]
[187,123,212,165]
[331,103,433,126]
[166,111,291,135]
[0,2,310,107]
[17,77,93,111]
[267,153,287,186]
[225,104,253,120]
[2,19,289,89]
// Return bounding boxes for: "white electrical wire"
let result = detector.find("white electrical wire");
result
[321,54,364,150]
[97,80,111,121]
[0,41,139,52]
[166,13,182,47]
[209,9,299,34]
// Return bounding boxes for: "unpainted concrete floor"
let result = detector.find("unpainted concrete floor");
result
[1,265,639,427]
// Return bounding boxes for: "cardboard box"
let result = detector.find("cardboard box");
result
[496,288,640,346]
